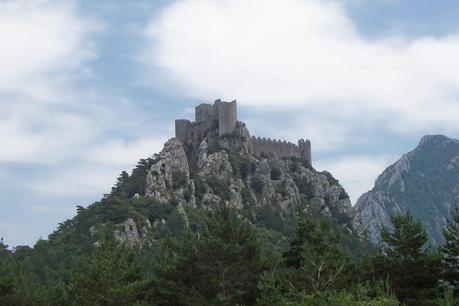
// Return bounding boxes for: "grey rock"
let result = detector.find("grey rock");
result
[356,135,459,246]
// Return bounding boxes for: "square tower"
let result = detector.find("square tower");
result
[216,100,237,136]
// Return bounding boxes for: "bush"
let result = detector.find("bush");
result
[206,176,230,201]
[192,175,207,204]
[229,154,252,180]
[172,171,188,190]
[293,175,315,199]
[251,176,264,194]
[270,167,282,180]
[241,186,253,206]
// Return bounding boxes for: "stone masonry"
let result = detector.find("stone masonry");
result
[175,99,312,165]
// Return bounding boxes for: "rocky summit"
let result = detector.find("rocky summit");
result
[111,100,364,246]
[356,135,459,246]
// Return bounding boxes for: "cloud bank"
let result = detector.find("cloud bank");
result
[146,0,459,130]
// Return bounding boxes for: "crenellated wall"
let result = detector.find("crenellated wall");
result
[175,99,312,165]
[249,136,311,165]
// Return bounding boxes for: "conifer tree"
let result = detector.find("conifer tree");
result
[442,207,459,296]
[283,217,350,296]
[150,205,265,305]
[66,226,147,305]
[0,238,14,304]
[379,212,441,305]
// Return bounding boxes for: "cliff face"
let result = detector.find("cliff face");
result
[140,121,364,241]
[356,135,459,246]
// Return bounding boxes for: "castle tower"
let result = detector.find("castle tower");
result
[216,100,237,136]
[175,119,191,143]
[298,139,312,166]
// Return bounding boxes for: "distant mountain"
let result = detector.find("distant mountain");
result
[356,135,459,247]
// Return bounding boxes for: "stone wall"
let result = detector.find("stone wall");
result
[216,100,237,136]
[195,103,218,131]
[175,119,192,144]
[249,136,311,165]
[175,99,312,165]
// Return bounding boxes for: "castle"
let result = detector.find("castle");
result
[175,100,311,165]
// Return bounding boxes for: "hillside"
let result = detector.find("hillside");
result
[3,105,458,306]
[356,135,459,246]
[61,100,364,252]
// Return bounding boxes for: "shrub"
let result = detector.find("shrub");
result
[229,154,252,180]
[270,167,282,180]
[241,186,253,206]
[206,176,230,201]
[293,175,315,200]
[193,175,207,204]
[251,176,264,194]
[172,171,188,190]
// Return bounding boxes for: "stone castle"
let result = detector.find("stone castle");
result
[175,99,311,165]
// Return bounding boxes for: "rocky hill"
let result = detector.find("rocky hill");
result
[110,121,364,247]
[356,135,459,246]
[35,100,367,263]
[67,100,365,252]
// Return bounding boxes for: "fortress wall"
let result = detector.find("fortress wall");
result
[195,103,217,122]
[250,136,304,159]
[195,103,218,131]
[176,100,311,165]
[217,100,237,136]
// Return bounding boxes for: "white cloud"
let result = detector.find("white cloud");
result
[31,164,121,197]
[0,0,99,164]
[0,0,96,100]
[145,0,459,131]
[88,137,167,166]
[316,155,396,204]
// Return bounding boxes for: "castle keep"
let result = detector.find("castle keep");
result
[175,99,312,165]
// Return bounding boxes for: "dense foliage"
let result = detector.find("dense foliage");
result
[1,163,458,305]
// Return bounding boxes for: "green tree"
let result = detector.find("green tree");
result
[0,238,14,305]
[150,206,265,305]
[66,227,147,305]
[283,217,351,296]
[378,212,441,305]
[442,207,459,296]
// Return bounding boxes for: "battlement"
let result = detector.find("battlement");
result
[175,99,312,165]
[176,99,238,144]
[249,136,311,165]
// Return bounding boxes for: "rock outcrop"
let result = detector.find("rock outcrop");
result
[356,135,459,246]
[103,100,364,245]
[143,121,364,239]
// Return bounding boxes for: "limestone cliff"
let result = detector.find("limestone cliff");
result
[140,121,364,241]
[356,135,459,246]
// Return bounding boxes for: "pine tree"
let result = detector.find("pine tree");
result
[379,212,441,305]
[283,217,351,296]
[442,207,459,296]
[150,205,265,305]
[66,227,147,305]
[0,238,14,304]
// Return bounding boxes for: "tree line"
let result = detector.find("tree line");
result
[1,206,459,305]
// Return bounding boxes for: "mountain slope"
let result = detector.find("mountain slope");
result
[109,120,365,246]
[42,116,366,260]
[356,135,459,246]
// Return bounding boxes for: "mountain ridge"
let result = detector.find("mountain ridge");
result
[356,134,459,246]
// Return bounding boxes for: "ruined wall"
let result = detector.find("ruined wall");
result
[195,103,218,131]
[175,99,311,165]
[175,119,192,144]
[249,137,312,165]
[217,100,237,136]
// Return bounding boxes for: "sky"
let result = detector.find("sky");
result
[1,0,459,247]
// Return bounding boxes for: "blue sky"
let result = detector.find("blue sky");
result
[1,0,459,247]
